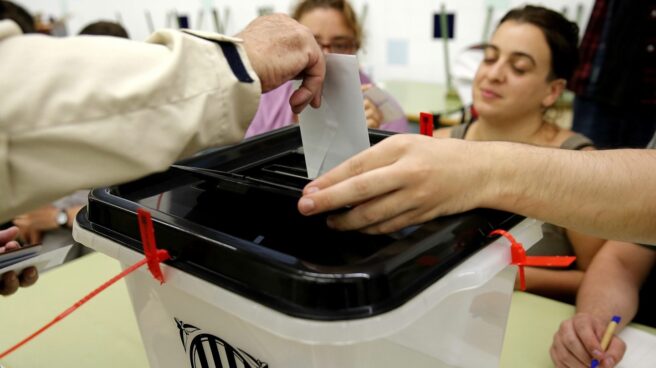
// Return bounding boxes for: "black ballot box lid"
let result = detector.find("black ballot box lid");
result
[78,126,522,321]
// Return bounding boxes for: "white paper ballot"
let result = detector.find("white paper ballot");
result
[617,326,656,368]
[299,53,370,178]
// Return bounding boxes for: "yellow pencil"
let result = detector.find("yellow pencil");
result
[591,315,621,368]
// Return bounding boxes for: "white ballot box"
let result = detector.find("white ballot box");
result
[74,126,543,368]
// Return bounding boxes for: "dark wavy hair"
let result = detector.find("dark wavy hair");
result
[79,21,129,39]
[0,0,35,33]
[500,5,579,81]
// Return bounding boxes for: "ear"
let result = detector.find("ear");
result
[541,79,566,108]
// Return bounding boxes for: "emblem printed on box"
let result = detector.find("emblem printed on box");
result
[176,318,268,368]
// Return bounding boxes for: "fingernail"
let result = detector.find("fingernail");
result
[604,357,615,367]
[26,268,37,277]
[298,198,315,213]
[326,217,335,228]
[305,186,319,194]
[592,350,602,358]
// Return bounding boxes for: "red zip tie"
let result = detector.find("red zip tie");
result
[138,208,167,283]
[0,208,169,359]
[490,229,576,291]
[419,112,434,136]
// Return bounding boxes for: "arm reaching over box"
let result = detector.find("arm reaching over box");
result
[298,134,656,245]
[0,13,324,222]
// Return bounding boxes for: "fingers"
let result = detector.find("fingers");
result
[298,136,409,216]
[0,271,20,296]
[599,337,625,368]
[238,14,325,113]
[290,45,325,113]
[304,134,408,192]
[342,205,429,234]
[290,85,316,114]
[0,240,20,253]
[0,268,39,296]
[0,226,19,244]
[574,315,604,359]
[325,186,418,232]
[363,98,383,129]
[13,216,30,242]
[299,164,403,222]
[551,319,592,367]
[19,267,39,288]
[550,314,620,368]
[28,229,42,245]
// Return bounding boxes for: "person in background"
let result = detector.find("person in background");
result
[0,0,33,33]
[1,0,38,296]
[0,226,38,296]
[78,20,129,38]
[569,0,656,149]
[434,5,606,302]
[1,2,326,295]
[13,191,87,247]
[10,21,132,265]
[245,0,408,138]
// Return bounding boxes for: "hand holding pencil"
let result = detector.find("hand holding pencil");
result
[550,312,626,368]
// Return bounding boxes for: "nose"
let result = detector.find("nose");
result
[485,60,507,83]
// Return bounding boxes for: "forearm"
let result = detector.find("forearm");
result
[575,254,640,329]
[0,27,260,221]
[480,142,656,244]
[522,268,584,301]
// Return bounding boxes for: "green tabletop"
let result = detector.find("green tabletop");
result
[381,80,463,123]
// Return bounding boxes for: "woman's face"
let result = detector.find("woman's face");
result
[473,20,563,121]
[298,7,358,55]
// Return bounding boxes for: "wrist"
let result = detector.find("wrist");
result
[472,141,515,211]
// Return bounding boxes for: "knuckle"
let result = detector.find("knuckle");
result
[562,333,578,347]
[360,208,380,225]
[353,178,370,197]
[348,158,366,177]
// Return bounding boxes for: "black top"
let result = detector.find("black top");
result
[78,126,523,321]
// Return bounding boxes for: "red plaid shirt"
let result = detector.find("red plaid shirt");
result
[569,0,607,95]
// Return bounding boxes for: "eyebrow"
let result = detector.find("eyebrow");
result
[481,43,537,67]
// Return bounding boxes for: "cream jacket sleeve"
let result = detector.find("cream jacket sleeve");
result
[0,21,261,221]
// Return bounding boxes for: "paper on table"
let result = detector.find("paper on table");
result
[299,53,370,179]
[616,325,656,367]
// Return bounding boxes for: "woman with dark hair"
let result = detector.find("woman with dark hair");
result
[435,5,610,301]
[78,20,129,39]
[245,0,408,137]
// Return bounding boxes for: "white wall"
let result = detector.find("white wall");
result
[17,0,594,84]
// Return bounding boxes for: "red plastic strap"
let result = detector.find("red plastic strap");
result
[138,208,167,283]
[419,112,434,136]
[0,208,170,359]
[489,229,576,291]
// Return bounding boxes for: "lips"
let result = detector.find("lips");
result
[480,88,502,99]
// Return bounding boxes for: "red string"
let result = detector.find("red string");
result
[0,208,169,360]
